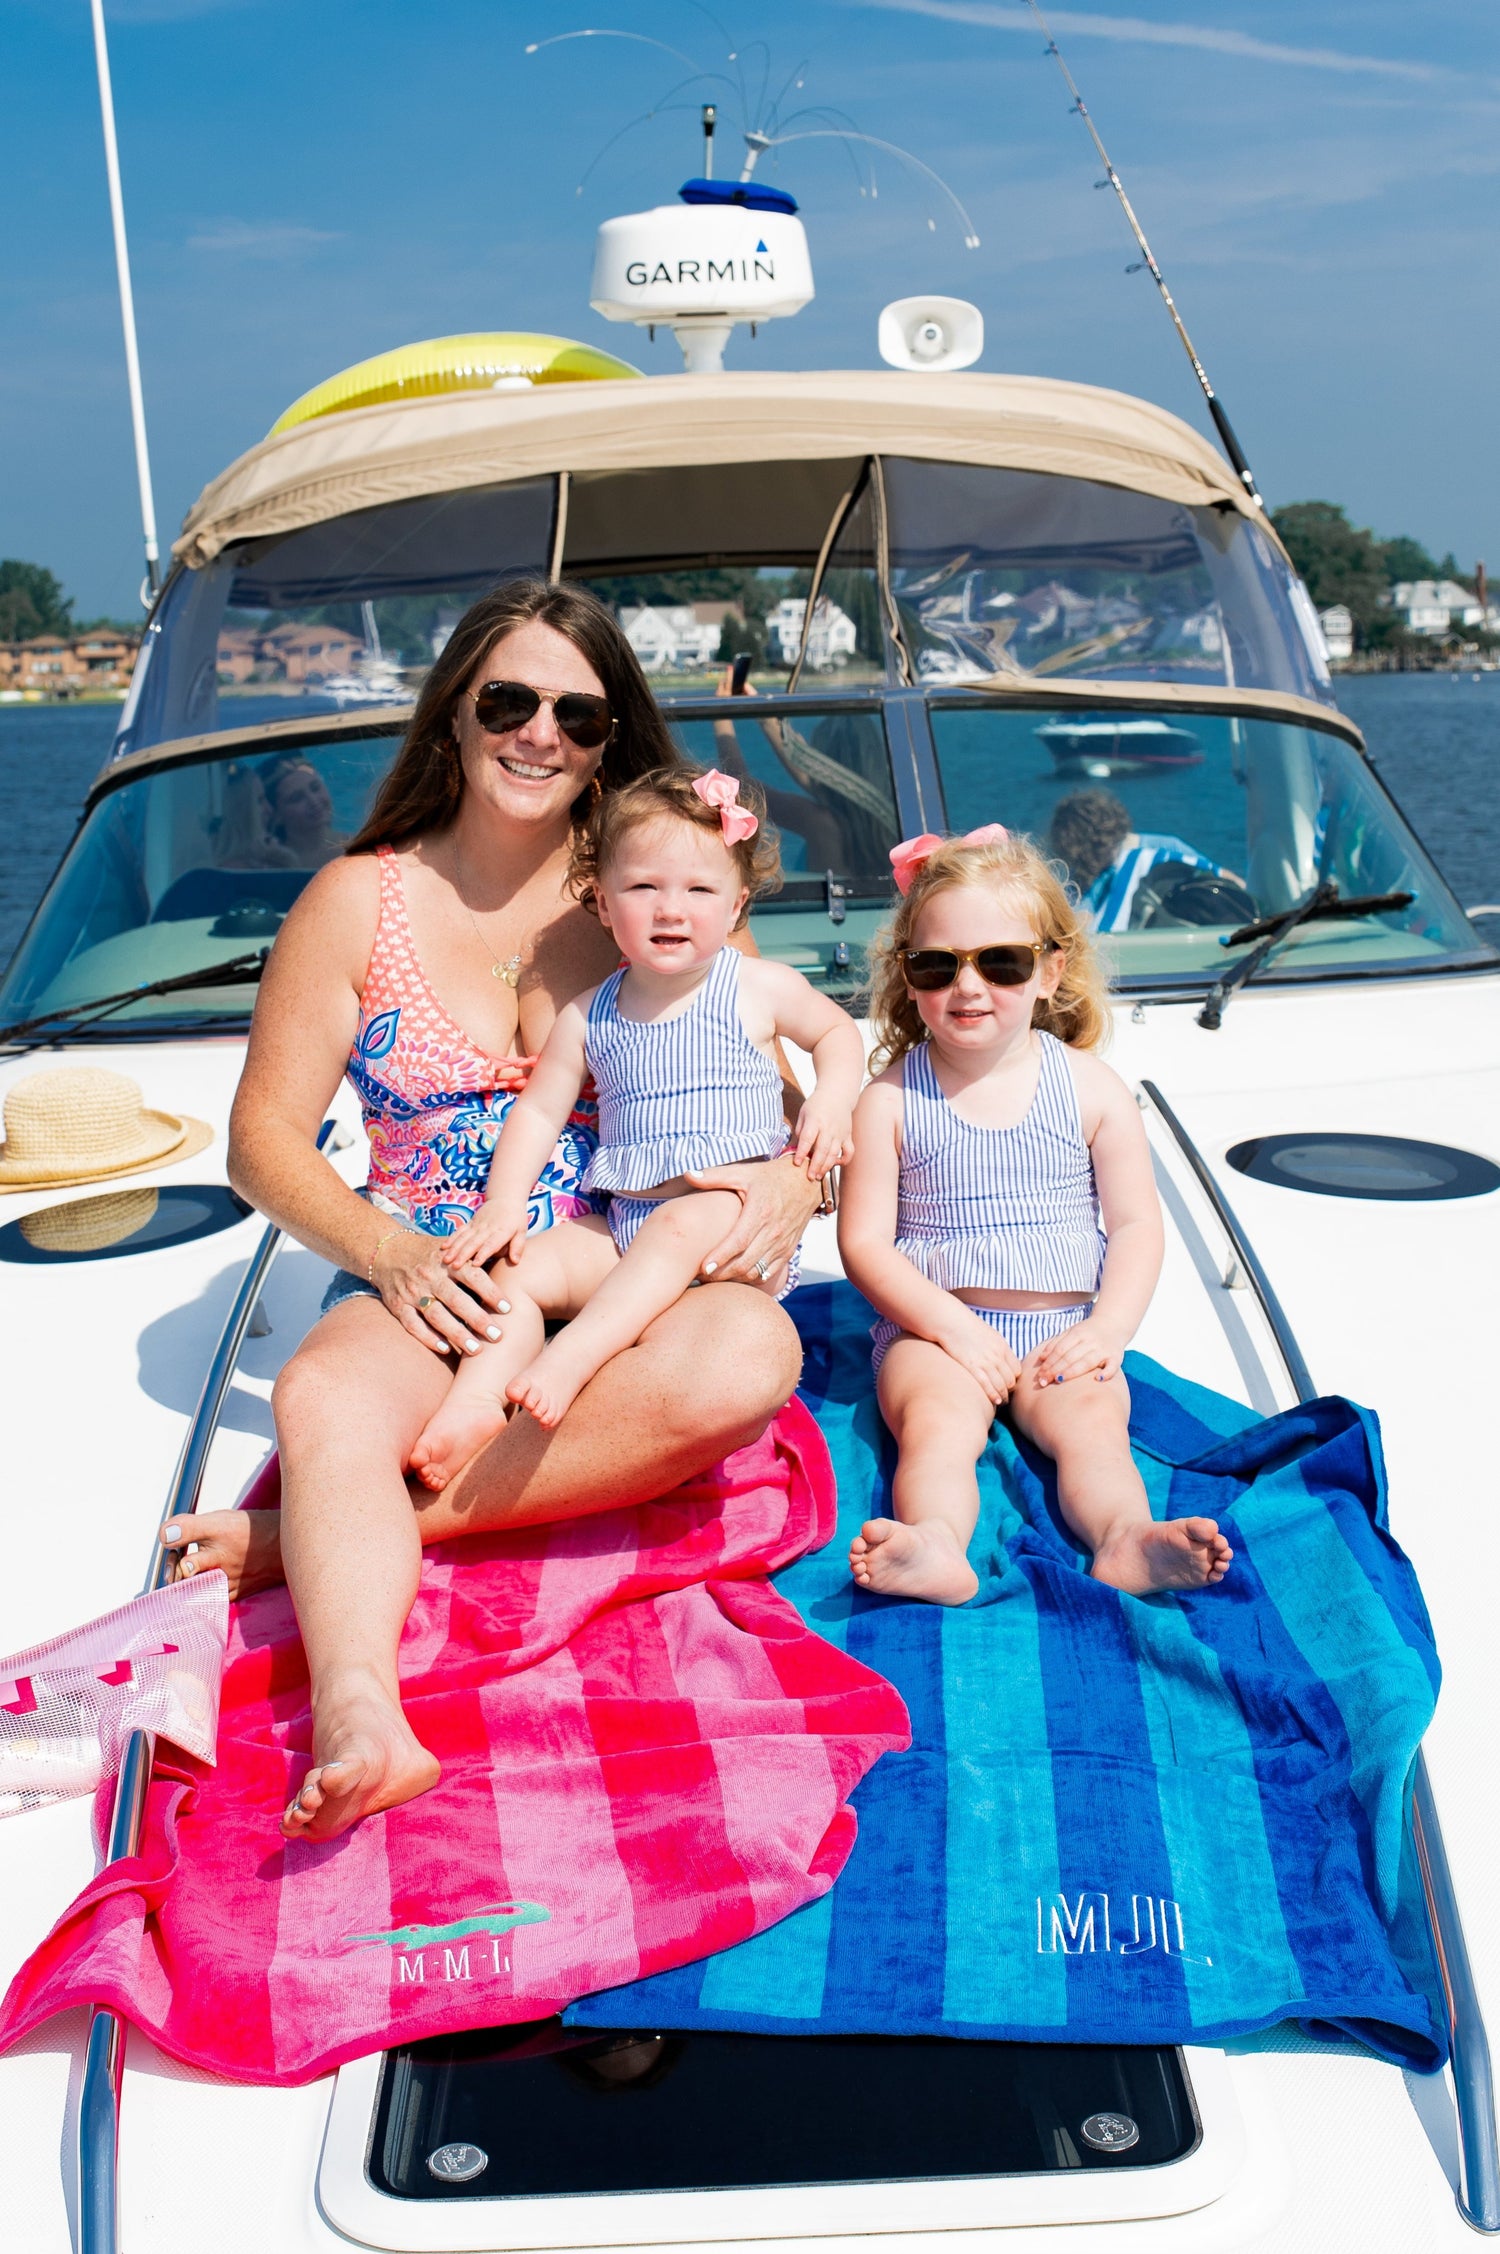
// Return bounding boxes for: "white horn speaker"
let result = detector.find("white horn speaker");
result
[877,295,984,372]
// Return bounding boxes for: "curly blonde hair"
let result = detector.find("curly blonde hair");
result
[867,831,1111,1071]
[568,764,782,929]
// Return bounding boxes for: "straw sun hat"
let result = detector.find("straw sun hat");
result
[0,1067,213,1192]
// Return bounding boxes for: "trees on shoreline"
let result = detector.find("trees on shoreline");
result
[1269,503,1472,652]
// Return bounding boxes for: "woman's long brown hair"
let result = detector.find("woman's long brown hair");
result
[346,578,681,854]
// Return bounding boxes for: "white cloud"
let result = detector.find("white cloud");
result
[187,220,342,259]
[841,0,1469,88]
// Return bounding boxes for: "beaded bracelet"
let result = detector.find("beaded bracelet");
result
[366,1227,407,1284]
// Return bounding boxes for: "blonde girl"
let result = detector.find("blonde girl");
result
[407,765,864,1482]
[837,826,1232,1605]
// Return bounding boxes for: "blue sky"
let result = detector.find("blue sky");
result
[6,0,1498,617]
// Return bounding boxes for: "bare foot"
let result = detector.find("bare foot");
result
[408,1391,512,1492]
[849,1517,979,1605]
[506,1336,596,1431]
[281,1668,440,1842]
[1091,1515,1232,1594]
[160,1509,284,1599]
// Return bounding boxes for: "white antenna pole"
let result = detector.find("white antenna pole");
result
[89,0,161,601]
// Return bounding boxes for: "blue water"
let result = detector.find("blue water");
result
[1,676,1497,970]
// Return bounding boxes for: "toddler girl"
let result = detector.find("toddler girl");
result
[408,766,864,1484]
[838,826,1232,1605]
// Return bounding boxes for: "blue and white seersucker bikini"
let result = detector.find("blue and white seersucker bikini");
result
[870,1030,1105,1373]
[582,946,800,1291]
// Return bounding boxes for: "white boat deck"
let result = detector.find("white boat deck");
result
[0,970,1495,2250]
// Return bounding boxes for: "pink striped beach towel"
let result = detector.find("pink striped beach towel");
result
[0,1400,909,2085]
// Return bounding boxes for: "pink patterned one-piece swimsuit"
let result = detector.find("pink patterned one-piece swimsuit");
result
[347,845,600,1239]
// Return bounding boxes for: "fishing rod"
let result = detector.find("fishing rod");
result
[89,0,161,601]
[1021,0,1263,508]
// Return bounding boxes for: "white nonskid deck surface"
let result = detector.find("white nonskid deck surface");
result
[0,980,1495,2251]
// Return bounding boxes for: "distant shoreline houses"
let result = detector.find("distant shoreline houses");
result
[214,623,368,685]
[1385,579,1499,637]
[0,631,138,697]
[618,595,860,674]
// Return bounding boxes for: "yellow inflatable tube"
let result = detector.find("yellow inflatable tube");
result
[270,332,641,434]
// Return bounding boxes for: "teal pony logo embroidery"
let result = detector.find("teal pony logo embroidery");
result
[340,1901,550,1953]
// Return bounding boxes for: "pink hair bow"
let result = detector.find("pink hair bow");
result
[692,768,759,845]
[889,823,1008,895]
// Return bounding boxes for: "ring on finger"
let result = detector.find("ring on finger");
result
[416,1295,434,1310]
[752,1257,770,1280]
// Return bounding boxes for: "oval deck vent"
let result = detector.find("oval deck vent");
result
[1226,1133,1500,1203]
[0,1184,253,1263]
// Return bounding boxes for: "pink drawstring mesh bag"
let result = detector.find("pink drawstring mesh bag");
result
[0,1574,228,1820]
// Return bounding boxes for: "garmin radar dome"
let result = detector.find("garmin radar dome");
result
[877,295,985,372]
[591,177,814,375]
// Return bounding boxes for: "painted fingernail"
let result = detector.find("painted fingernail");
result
[703,1260,717,1274]
[497,1300,510,1313]
[161,1525,181,1544]
[464,1338,481,1354]
[486,1326,502,1341]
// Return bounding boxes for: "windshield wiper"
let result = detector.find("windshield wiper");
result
[0,949,270,1055]
[1196,883,1415,1030]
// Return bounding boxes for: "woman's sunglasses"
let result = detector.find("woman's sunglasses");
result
[466,680,615,751]
[900,941,1056,991]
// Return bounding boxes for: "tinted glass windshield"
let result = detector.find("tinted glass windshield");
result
[0,738,399,1033]
[0,704,899,1033]
[930,703,1483,982]
[671,706,900,997]
[116,480,554,759]
[884,460,1331,703]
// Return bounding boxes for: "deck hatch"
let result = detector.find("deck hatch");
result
[368,2021,1197,2201]
[1226,1132,1500,1202]
[0,1183,253,1261]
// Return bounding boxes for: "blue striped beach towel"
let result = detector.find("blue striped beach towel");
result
[568,1283,1445,2070]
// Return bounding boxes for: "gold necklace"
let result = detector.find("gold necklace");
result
[455,850,523,987]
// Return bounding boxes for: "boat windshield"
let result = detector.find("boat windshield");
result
[115,480,556,762]
[879,460,1333,702]
[930,702,1485,984]
[115,455,1337,761]
[0,704,904,1035]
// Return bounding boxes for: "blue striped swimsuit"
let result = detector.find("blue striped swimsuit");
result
[583,947,799,1290]
[871,1031,1105,1373]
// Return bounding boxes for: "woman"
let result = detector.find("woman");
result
[261,755,348,867]
[163,580,815,1841]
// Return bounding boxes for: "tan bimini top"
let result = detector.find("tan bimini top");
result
[175,368,1279,569]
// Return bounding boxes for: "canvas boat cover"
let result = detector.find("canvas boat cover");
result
[174,370,1275,569]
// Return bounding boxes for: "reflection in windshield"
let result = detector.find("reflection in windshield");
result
[672,710,900,997]
[930,704,1482,981]
[0,709,901,1032]
[117,480,554,759]
[0,738,398,1033]
[884,460,1331,703]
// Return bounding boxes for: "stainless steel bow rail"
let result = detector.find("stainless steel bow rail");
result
[77,1123,339,2254]
[1140,1078,1500,2236]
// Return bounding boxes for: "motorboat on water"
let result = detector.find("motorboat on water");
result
[1,148,1498,2254]
[1036,717,1204,776]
